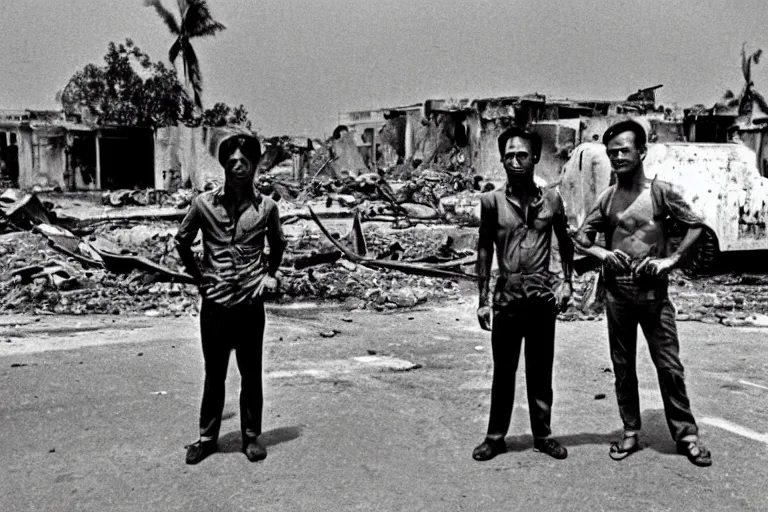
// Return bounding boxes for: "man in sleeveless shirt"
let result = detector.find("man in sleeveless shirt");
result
[472,126,574,461]
[175,133,286,464]
[574,120,711,466]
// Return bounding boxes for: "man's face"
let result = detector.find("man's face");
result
[224,148,256,184]
[605,131,645,175]
[502,136,535,182]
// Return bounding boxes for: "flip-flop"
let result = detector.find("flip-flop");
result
[677,441,712,467]
[609,436,640,461]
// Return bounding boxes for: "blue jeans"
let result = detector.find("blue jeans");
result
[605,283,698,442]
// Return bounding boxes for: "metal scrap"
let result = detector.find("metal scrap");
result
[307,206,477,281]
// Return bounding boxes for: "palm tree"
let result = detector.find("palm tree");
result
[145,0,225,109]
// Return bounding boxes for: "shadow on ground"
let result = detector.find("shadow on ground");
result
[501,409,678,455]
[217,425,304,453]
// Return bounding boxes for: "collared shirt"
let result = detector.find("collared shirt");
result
[479,184,566,275]
[478,184,566,307]
[175,185,286,306]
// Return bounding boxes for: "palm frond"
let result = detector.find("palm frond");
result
[183,0,224,36]
[190,20,226,37]
[176,0,189,20]
[169,38,182,65]
[144,0,181,35]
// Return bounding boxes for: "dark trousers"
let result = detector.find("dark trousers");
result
[487,302,557,440]
[198,299,266,443]
[605,288,698,442]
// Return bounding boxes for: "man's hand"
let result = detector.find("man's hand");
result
[477,306,492,331]
[555,281,572,312]
[595,247,631,272]
[636,256,678,277]
[253,275,280,300]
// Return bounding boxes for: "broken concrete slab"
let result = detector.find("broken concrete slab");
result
[0,189,51,230]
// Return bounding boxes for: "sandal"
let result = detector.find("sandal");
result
[677,440,712,467]
[609,433,640,461]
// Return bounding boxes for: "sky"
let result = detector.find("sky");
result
[2,0,768,137]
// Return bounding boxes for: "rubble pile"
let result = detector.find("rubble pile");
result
[279,226,471,308]
[0,219,471,315]
[5,175,768,325]
[5,215,768,324]
[392,168,485,208]
[101,188,196,209]
[669,272,768,326]
[0,229,198,316]
[280,264,461,310]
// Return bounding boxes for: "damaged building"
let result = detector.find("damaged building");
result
[0,109,155,191]
[0,110,320,193]
[337,85,689,186]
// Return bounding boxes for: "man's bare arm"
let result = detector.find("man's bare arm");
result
[476,201,494,309]
[641,183,704,276]
[475,198,495,331]
[642,226,703,276]
[669,227,702,265]
[476,246,493,308]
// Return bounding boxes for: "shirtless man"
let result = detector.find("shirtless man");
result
[574,120,711,466]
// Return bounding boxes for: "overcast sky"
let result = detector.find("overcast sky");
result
[1,0,767,137]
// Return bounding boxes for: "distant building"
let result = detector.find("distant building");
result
[0,109,241,192]
[338,86,677,185]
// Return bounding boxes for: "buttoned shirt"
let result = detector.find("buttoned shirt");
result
[175,185,286,306]
[478,184,566,307]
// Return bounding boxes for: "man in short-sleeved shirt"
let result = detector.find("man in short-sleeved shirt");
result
[176,133,286,465]
[472,126,574,462]
[574,119,711,466]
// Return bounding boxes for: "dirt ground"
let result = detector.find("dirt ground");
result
[1,299,767,512]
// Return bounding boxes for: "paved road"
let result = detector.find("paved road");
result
[1,301,766,512]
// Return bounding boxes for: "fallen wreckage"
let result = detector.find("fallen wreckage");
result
[306,206,477,281]
[0,185,484,316]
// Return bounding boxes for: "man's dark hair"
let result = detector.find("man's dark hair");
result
[497,126,542,161]
[602,119,647,148]
[218,134,262,167]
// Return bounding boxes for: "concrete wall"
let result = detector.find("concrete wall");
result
[17,130,34,188]
[154,126,225,190]
[33,133,67,189]
[468,114,504,183]
[531,121,579,185]
[18,129,67,190]
[469,116,579,186]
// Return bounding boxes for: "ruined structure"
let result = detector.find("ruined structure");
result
[337,86,674,186]
[1,110,154,191]
[0,110,320,193]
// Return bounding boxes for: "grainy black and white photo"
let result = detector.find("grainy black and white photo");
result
[1,1,767,511]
